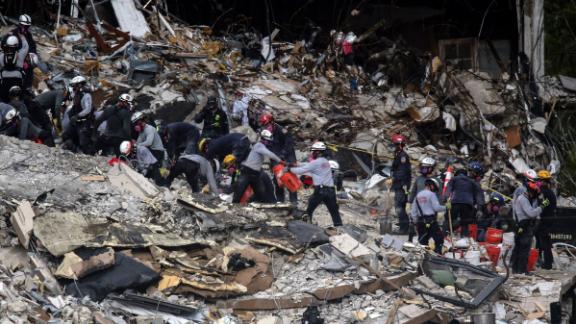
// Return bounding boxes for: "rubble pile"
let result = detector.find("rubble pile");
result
[0,1,574,323]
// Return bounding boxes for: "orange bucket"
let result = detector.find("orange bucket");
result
[240,185,254,204]
[485,227,504,244]
[272,164,285,187]
[280,172,302,192]
[485,244,501,266]
[528,248,539,272]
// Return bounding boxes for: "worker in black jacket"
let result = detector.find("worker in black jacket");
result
[95,94,132,156]
[205,132,251,163]
[194,96,229,139]
[444,166,484,237]
[259,112,298,204]
[391,134,411,234]
[161,122,200,161]
[536,170,556,270]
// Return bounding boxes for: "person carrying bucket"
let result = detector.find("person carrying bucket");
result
[289,141,343,227]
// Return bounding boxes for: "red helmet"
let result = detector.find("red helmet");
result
[259,113,273,126]
[391,134,407,145]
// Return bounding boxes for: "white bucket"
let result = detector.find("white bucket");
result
[464,250,481,265]
[502,232,515,247]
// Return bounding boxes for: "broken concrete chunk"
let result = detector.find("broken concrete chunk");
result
[108,163,160,200]
[330,233,373,259]
[55,248,115,280]
[10,200,35,248]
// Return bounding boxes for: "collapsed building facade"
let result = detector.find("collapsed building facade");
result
[0,0,575,323]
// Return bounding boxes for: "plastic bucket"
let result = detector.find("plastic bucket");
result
[280,172,302,192]
[464,250,481,265]
[240,185,254,204]
[485,227,504,244]
[485,244,501,266]
[528,248,539,272]
[272,164,285,187]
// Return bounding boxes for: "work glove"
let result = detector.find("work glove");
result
[425,223,431,229]
[445,201,452,210]
[517,227,523,234]
[403,186,409,196]
[540,199,550,208]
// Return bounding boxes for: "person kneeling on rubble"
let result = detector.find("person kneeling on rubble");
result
[511,181,547,274]
[166,148,219,194]
[194,96,229,140]
[290,142,343,227]
[232,129,283,204]
[118,140,158,176]
[95,93,133,156]
[411,178,445,254]
[61,76,95,154]
[132,112,166,185]
[0,101,50,142]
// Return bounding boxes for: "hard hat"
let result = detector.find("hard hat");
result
[260,129,273,141]
[8,85,21,97]
[524,169,538,181]
[119,93,133,104]
[5,35,19,47]
[4,108,17,122]
[420,156,436,167]
[223,154,236,167]
[391,134,406,145]
[537,170,551,180]
[70,75,86,85]
[131,111,144,123]
[425,178,440,190]
[198,138,210,152]
[259,113,273,125]
[490,192,505,204]
[310,141,327,151]
[119,141,133,155]
[29,53,39,65]
[329,160,340,170]
[19,14,32,26]
[468,161,484,174]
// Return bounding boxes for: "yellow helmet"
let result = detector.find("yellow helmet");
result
[223,154,236,167]
[537,170,551,180]
[198,138,210,152]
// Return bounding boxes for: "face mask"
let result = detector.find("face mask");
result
[134,124,142,133]
[490,205,500,214]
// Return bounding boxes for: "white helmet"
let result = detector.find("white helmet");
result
[119,141,133,155]
[260,129,273,141]
[524,169,538,181]
[420,156,436,167]
[329,160,340,171]
[119,93,133,103]
[4,108,18,123]
[19,14,32,26]
[70,76,86,85]
[310,141,327,151]
[131,111,145,123]
[5,35,19,47]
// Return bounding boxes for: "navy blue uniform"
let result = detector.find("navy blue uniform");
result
[205,132,250,163]
[392,150,411,232]
[445,174,483,236]
[164,122,199,159]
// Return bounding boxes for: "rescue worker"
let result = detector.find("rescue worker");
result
[444,165,483,237]
[224,153,276,202]
[290,142,343,227]
[194,96,229,139]
[10,14,37,88]
[61,76,94,154]
[232,129,283,203]
[205,132,251,164]
[411,178,445,253]
[166,151,219,194]
[513,169,539,202]
[161,122,200,161]
[0,35,27,102]
[7,86,29,117]
[259,113,298,204]
[95,93,133,156]
[511,181,548,274]
[0,102,47,142]
[117,140,159,177]
[408,156,437,203]
[536,170,556,270]
[132,112,166,185]
[478,192,509,241]
[29,87,68,136]
[391,134,411,234]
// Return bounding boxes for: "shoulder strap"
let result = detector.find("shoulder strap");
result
[415,198,425,217]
